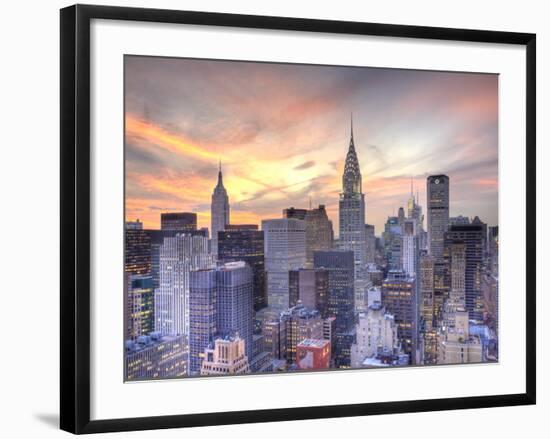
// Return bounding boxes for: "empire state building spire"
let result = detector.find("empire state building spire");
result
[342,114,362,194]
[211,161,230,258]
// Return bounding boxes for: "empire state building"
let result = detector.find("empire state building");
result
[211,162,230,257]
[339,116,367,276]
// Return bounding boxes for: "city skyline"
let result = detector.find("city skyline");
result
[125,56,498,233]
[124,55,499,381]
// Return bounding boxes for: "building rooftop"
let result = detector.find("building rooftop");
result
[125,332,185,353]
[297,339,330,349]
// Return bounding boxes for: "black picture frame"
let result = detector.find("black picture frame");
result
[60,4,536,434]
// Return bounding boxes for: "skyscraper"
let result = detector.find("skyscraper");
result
[188,262,253,374]
[407,180,423,230]
[125,220,151,276]
[442,241,467,328]
[314,250,355,368]
[218,227,266,311]
[427,175,450,261]
[383,216,402,271]
[444,221,485,323]
[145,228,208,290]
[155,234,213,336]
[382,270,417,363]
[262,218,306,311]
[313,250,355,334]
[304,205,334,267]
[288,268,329,316]
[365,224,376,265]
[160,212,197,232]
[126,274,154,341]
[339,116,367,277]
[419,251,435,332]
[211,162,230,257]
[401,219,419,277]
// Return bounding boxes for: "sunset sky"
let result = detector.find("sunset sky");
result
[125,56,498,234]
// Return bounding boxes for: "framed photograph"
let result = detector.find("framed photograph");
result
[60,4,536,434]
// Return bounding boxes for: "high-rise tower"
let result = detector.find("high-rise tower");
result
[427,175,449,261]
[211,162,230,257]
[339,115,367,276]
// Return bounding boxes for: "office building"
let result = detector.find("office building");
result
[200,336,251,376]
[442,242,467,328]
[288,268,329,316]
[365,224,376,264]
[218,227,266,310]
[438,311,482,364]
[125,220,151,276]
[296,339,331,370]
[155,234,213,336]
[444,221,485,322]
[427,174,450,261]
[125,333,188,380]
[160,212,197,231]
[350,303,399,368]
[304,205,334,267]
[126,274,154,341]
[188,262,253,374]
[313,250,355,334]
[382,270,417,362]
[262,218,306,311]
[402,219,419,277]
[281,303,324,364]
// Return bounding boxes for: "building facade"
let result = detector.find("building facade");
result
[155,234,213,336]
[350,303,399,368]
[218,227,267,311]
[427,175,450,261]
[296,339,331,370]
[200,336,251,376]
[304,205,334,267]
[262,218,307,311]
[444,221,485,323]
[382,270,417,363]
[188,262,253,374]
[160,212,197,231]
[125,333,188,380]
[288,268,329,316]
[126,274,154,341]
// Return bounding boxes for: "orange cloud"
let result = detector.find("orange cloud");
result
[126,114,220,162]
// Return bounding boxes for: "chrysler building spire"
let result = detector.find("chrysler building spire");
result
[339,114,367,281]
[342,114,362,194]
